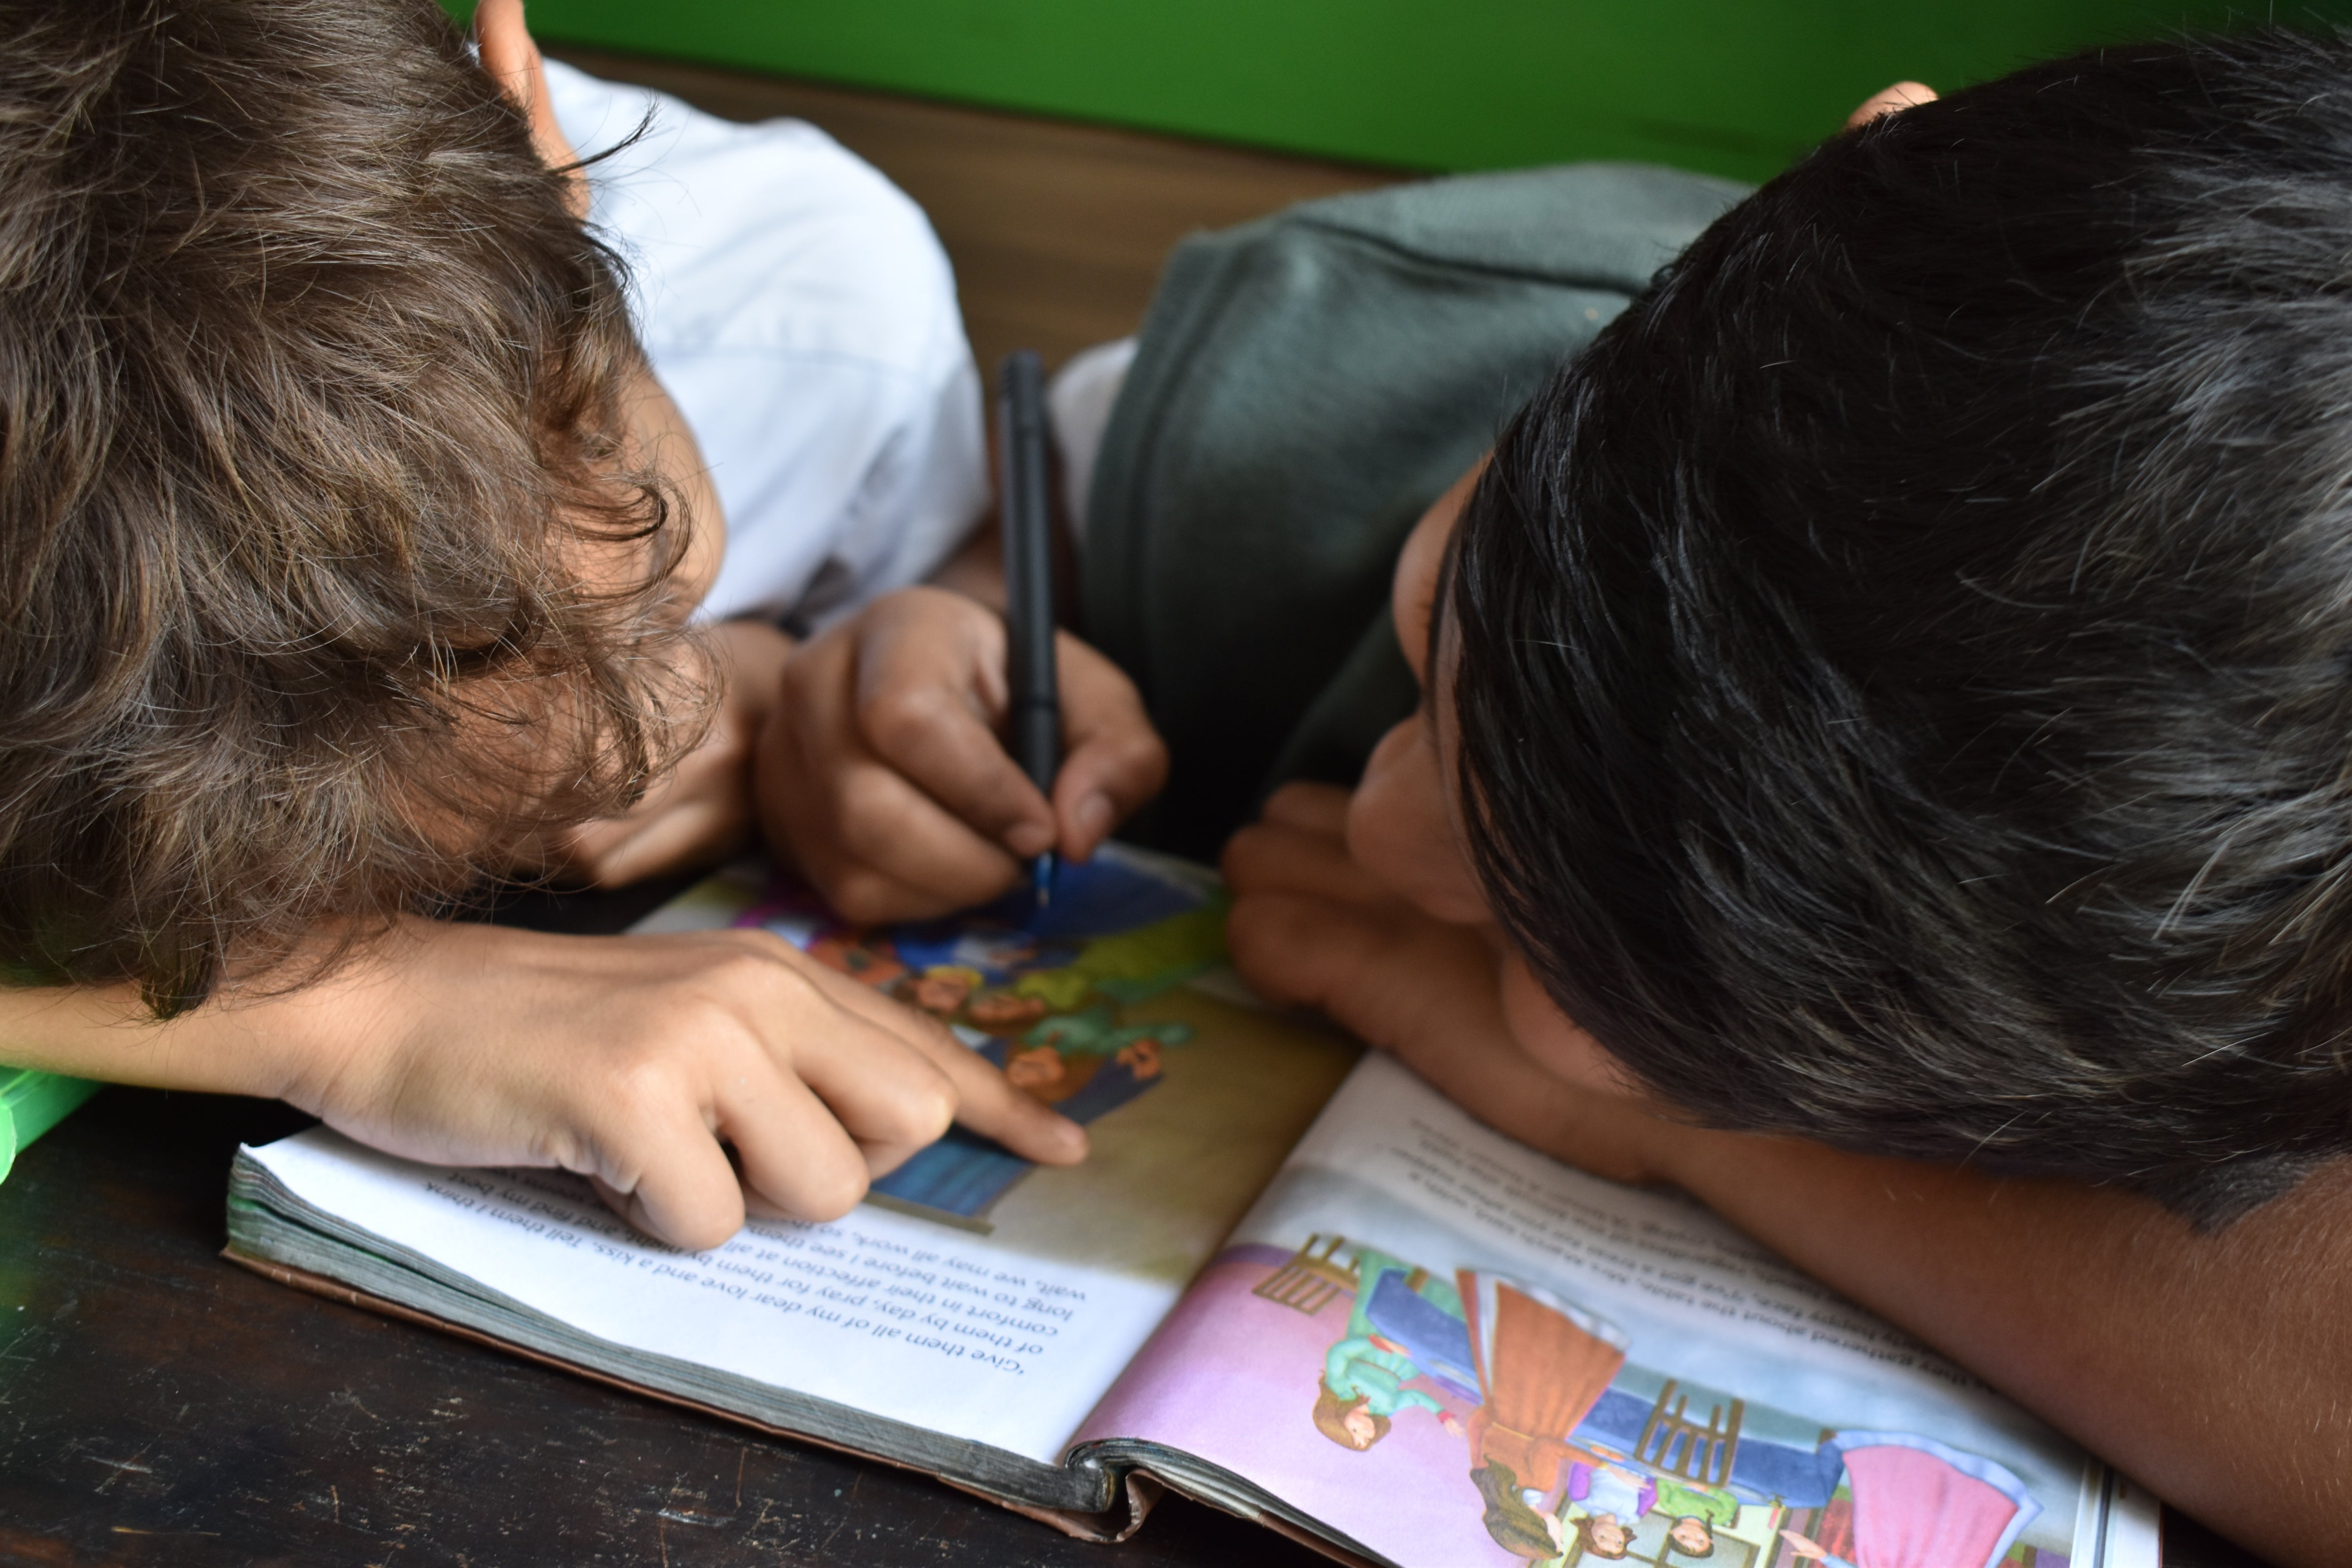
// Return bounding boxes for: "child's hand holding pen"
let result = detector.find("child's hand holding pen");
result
[755,583,1166,924]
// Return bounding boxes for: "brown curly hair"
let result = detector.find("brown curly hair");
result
[1311,1378,1390,1449]
[0,0,707,1014]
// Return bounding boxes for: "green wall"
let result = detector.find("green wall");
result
[472,1,2318,181]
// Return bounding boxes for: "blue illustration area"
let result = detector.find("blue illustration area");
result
[868,1129,1038,1219]
[1574,1386,1846,1505]
[1365,1267,1481,1401]
[898,852,1203,955]
[812,849,1217,1228]
[868,1031,1175,1218]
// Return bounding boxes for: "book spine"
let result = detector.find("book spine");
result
[0,1068,102,1184]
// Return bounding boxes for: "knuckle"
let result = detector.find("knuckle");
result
[801,1162,869,1224]
[705,951,780,1003]
[602,1046,695,1122]
[858,682,954,756]
[1220,825,1274,883]
[828,871,907,927]
[832,794,904,866]
[774,643,833,704]
[895,1074,958,1144]
[1224,895,1275,955]
[710,936,810,1000]
[1225,896,1316,984]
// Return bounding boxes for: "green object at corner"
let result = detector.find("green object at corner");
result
[0,1069,103,1186]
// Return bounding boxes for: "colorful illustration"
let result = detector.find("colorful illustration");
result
[730,852,1225,1232]
[1082,1235,2068,1568]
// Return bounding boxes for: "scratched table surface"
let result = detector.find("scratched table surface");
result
[0,876,1341,1568]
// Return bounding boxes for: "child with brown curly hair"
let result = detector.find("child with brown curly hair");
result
[0,0,1172,1250]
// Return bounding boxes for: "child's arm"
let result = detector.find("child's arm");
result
[0,918,1084,1250]
[1224,783,2349,1566]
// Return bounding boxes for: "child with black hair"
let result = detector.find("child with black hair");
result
[1045,44,2352,1563]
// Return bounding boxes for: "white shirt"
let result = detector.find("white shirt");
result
[545,60,988,629]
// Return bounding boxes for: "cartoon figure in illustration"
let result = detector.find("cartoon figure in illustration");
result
[804,928,907,989]
[1661,1506,1726,1559]
[906,964,983,1018]
[1533,1457,1738,1563]
[1472,1460,1574,1559]
[1773,1433,2041,1568]
[1566,1511,1637,1562]
[999,1006,1195,1121]
[964,988,1049,1031]
[1311,1246,1471,1450]
[1554,1458,1657,1559]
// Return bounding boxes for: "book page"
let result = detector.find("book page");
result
[1074,1054,2157,1568]
[242,848,1357,1466]
[247,1130,1171,1462]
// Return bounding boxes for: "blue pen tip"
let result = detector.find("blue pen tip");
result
[1033,853,1055,909]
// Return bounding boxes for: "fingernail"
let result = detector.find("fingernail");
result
[1007,820,1054,857]
[1074,792,1114,841]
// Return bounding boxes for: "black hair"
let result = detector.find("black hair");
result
[1452,29,2352,1225]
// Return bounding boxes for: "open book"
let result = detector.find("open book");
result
[226,848,2159,1568]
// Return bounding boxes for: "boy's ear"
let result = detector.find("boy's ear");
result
[1845,80,1937,129]
[474,0,589,220]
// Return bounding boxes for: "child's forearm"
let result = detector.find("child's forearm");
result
[1662,1131,2351,1562]
[0,978,307,1099]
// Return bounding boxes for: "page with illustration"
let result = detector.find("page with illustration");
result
[1070,1053,2159,1568]
[234,847,1358,1471]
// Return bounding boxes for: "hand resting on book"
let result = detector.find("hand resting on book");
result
[0,917,1086,1252]
[1224,780,1681,1190]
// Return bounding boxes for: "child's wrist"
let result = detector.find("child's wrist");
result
[709,617,796,724]
[185,923,433,1109]
[0,968,344,1104]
